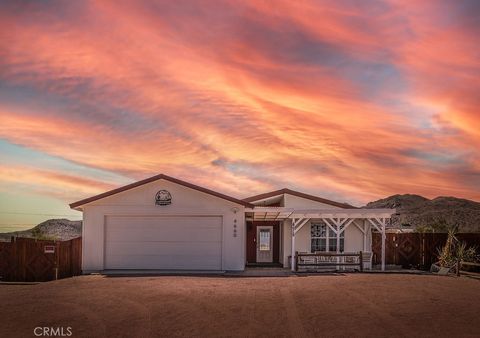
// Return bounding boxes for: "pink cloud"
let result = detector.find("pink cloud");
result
[0,0,479,206]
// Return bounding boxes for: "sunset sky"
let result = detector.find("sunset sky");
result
[1,0,479,231]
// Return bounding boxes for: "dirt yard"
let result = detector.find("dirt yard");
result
[1,274,479,337]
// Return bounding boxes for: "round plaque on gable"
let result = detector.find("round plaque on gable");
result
[155,190,172,206]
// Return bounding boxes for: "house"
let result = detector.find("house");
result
[70,174,395,273]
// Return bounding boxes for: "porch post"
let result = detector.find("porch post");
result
[335,219,341,270]
[363,220,367,252]
[381,219,386,272]
[336,219,340,253]
[291,219,296,272]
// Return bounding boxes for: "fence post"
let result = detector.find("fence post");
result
[359,251,363,272]
[70,240,74,277]
[20,238,27,281]
[393,236,396,266]
[456,260,461,277]
[9,237,17,281]
[55,240,60,280]
[422,233,426,268]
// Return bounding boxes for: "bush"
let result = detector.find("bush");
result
[31,227,57,241]
[437,228,477,268]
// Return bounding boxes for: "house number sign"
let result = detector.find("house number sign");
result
[155,190,172,206]
[44,245,55,254]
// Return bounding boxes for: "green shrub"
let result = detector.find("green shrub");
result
[31,227,57,241]
[437,228,477,267]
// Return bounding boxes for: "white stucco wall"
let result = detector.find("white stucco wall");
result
[281,194,370,267]
[283,194,344,209]
[80,179,245,272]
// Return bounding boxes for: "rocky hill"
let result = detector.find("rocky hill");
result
[1,194,479,240]
[0,219,82,242]
[365,194,480,232]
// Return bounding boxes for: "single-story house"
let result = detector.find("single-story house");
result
[70,174,395,273]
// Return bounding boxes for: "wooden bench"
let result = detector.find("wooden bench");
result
[295,252,364,272]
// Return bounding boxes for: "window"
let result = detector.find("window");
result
[311,222,344,252]
[311,223,326,252]
[259,229,271,251]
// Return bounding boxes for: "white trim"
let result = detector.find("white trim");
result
[323,218,337,235]
[246,207,396,221]
[341,218,355,234]
[291,219,296,271]
[81,209,86,272]
[367,218,382,233]
[293,218,310,235]
[353,220,366,234]
[363,221,367,252]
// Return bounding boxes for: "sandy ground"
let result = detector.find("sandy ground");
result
[1,274,479,338]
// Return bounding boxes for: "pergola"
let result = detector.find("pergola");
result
[245,207,397,271]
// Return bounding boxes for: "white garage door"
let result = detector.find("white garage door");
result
[104,216,223,270]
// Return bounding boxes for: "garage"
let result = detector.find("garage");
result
[104,215,223,270]
[70,174,251,272]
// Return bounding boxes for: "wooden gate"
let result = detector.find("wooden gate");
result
[0,237,82,282]
[372,233,423,268]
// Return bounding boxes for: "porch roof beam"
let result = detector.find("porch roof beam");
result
[245,207,396,225]
[293,217,310,235]
[274,212,281,221]
[353,220,366,234]
[323,218,338,235]
[339,218,355,235]
[291,211,393,219]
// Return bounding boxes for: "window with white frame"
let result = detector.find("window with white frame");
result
[311,222,327,252]
[311,222,344,252]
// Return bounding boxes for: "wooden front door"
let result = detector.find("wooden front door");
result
[246,221,280,264]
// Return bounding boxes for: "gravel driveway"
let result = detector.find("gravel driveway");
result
[1,274,479,337]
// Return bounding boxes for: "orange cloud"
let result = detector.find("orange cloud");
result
[0,0,479,209]
[0,165,115,200]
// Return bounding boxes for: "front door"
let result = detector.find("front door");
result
[256,226,273,263]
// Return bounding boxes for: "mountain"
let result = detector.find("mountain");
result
[0,219,82,242]
[1,194,479,240]
[365,194,480,232]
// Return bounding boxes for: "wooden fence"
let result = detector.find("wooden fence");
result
[0,237,82,282]
[372,233,480,270]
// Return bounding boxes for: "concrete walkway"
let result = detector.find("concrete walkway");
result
[226,267,294,277]
[227,266,432,277]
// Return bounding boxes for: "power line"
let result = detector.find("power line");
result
[0,212,81,217]
[0,224,38,226]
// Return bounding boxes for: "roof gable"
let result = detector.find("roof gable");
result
[243,188,355,209]
[70,174,253,209]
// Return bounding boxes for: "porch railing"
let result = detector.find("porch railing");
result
[294,251,363,272]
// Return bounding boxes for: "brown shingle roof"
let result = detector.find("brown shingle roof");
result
[70,174,254,209]
[242,188,356,209]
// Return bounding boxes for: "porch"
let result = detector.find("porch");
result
[245,207,396,271]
